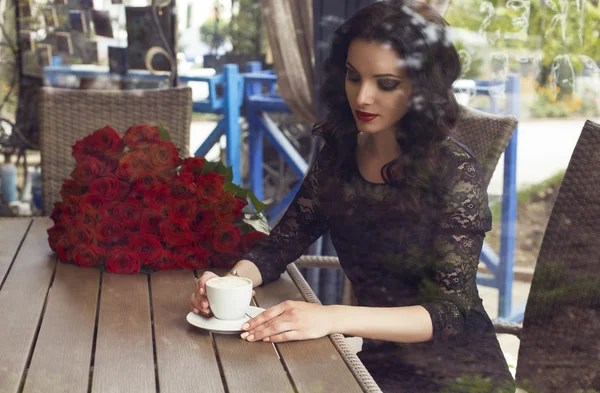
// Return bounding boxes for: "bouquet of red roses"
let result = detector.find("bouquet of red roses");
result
[47,124,269,274]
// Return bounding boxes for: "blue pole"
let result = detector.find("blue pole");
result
[498,74,519,319]
[223,64,242,185]
[245,62,264,199]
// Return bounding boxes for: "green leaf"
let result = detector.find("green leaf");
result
[225,167,233,184]
[157,124,171,142]
[241,213,270,234]
[223,182,266,213]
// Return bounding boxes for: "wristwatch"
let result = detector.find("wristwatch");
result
[227,269,240,277]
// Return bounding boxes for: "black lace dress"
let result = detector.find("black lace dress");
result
[242,139,515,393]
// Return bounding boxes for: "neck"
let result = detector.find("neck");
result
[364,128,401,161]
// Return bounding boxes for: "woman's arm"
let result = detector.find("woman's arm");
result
[330,304,433,343]
[239,143,334,286]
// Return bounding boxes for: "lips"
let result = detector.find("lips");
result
[355,110,379,122]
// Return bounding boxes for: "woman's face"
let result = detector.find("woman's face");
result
[345,39,413,135]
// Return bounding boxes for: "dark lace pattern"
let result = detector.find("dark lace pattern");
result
[243,140,515,393]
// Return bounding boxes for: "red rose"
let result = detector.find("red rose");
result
[56,237,73,262]
[50,202,65,224]
[123,124,160,150]
[96,219,125,244]
[47,224,66,251]
[68,225,97,246]
[80,193,106,215]
[60,179,84,201]
[87,126,124,156]
[73,126,124,159]
[159,217,194,247]
[212,223,241,253]
[70,156,108,185]
[118,150,149,179]
[180,157,205,179]
[130,174,158,198]
[82,213,99,227]
[142,183,170,211]
[146,249,178,270]
[211,252,240,269]
[99,201,120,220]
[195,173,225,202]
[211,192,243,223]
[242,231,269,252]
[189,208,213,235]
[166,198,195,221]
[174,245,211,269]
[72,244,105,267]
[61,199,84,226]
[147,140,181,173]
[130,232,163,264]
[118,180,130,200]
[171,173,196,199]
[140,209,163,236]
[114,199,143,229]
[90,175,121,200]
[106,246,141,274]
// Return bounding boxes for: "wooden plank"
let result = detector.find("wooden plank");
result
[150,269,225,393]
[0,218,32,286]
[0,218,56,393]
[255,271,364,393]
[191,268,294,393]
[23,263,100,393]
[214,334,295,393]
[91,273,155,393]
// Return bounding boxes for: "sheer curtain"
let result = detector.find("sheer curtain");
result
[260,0,318,125]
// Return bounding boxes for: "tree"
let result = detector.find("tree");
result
[445,0,600,74]
[200,0,267,59]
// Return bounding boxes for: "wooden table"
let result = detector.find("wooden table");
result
[0,218,380,393]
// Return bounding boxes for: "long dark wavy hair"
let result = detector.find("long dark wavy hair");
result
[313,0,462,203]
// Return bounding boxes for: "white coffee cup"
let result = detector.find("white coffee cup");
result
[206,276,253,320]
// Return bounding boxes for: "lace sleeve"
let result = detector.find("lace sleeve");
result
[421,153,492,343]
[241,143,333,285]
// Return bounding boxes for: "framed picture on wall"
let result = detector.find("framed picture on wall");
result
[69,10,87,33]
[55,31,73,54]
[91,9,114,38]
[36,44,53,67]
[125,5,174,71]
[42,6,58,28]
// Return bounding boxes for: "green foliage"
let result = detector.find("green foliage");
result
[199,0,268,57]
[440,374,515,393]
[200,17,229,52]
[453,40,485,79]
[445,0,600,68]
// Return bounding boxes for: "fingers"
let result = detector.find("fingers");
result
[243,301,289,332]
[190,271,218,316]
[242,320,296,342]
[262,331,301,343]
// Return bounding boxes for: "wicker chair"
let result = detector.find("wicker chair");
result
[39,86,192,215]
[296,104,519,306]
[513,119,600,392]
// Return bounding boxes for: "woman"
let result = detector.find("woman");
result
[190,1,515,391]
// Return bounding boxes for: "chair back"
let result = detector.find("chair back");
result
[39,86,192,215]
[452,104,518,186]
[516,120,600,393]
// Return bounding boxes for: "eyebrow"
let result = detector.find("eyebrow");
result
[346,62,403,79]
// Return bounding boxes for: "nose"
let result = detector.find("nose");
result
[356,82,375,106]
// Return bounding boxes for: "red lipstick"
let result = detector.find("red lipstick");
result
[355,110,379,122]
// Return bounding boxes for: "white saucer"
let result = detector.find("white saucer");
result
[186,305,266,335]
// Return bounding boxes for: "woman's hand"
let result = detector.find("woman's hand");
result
[240,300,335,343]
[190,271,256,317]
